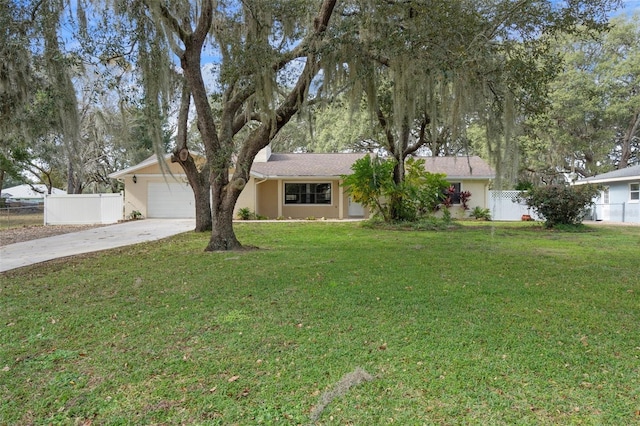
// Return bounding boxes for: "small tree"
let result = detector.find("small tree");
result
[400,158,450,220]
[519,184,600,228]
[342,155,448,222]
[342,155,396,222]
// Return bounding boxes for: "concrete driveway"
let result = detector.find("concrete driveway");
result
[0,219,195,273]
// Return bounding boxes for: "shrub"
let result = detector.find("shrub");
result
[470,206,491,220]
[342,155,449,222]
[237,207,253,220]
[518,184,599,228]
[459,191,472,210]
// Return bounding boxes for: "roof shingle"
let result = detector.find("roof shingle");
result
[575,164,640,185]
[250,153,494,179]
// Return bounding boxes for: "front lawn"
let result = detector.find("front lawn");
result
[1,222,639,425]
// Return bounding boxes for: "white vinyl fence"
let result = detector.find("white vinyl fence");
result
[44,193,124,225]
[489,190,540,221]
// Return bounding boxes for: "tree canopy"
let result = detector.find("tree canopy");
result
[517,13,640,184]
[1,0,628,246]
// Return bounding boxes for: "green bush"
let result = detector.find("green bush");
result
[518,184,599,228]
[342,155,449,222]
[470,206,491,221]
[237,207,254,220]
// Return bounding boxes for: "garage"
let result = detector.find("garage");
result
[147,181,195,218]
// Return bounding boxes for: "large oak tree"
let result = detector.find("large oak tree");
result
[117,1,339,249]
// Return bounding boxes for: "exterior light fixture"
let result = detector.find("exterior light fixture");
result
[132,175,137,184]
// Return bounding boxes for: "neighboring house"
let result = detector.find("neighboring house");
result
[574,164,640,223]
[1,184,66,204]
[108,147,495,220]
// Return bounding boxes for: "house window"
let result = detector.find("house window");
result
[631,183,639,201]
[446,182,462,204]
[602,187,610,204]
[284,183,331,205]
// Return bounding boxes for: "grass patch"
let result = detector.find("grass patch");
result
[1,222,639,424]
[0,211,44,229]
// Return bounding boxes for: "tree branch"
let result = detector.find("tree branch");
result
[156,3,189,42]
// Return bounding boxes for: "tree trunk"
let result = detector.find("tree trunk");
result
[389,154,404,221]
[206,184,242,251]
[618,110,639,169]
[172,150,211,232]
[172,80,212,233]
[155,0,338,250]
[193,181,212,232]
[67,162,83,194]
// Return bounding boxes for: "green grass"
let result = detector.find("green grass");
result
[1,222,639,425]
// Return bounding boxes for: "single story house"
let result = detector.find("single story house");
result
[1,184,66,204]
[108,147,495,220]
[574,164,640,223]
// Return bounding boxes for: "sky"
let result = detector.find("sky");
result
[617,0,640,14]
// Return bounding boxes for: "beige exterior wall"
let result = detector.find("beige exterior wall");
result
[460,180,490,209]
[254,179,345,219]
[255,180,279,218]
[235,176,257,218]
[440,179,490,219]
[123,157,490,220]
[123,175,147,218]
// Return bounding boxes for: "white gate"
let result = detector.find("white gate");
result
[44,193,124,225]
[489,191,539,221]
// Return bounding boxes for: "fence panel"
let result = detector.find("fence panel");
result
[44,193,124,225]
[489,190,539,221]
[591,202,640,223]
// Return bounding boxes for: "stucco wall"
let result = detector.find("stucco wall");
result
[255,180,278,218]
[254,179,343,219]
[123,175,148,218]
[460,180,490,210]
[434,180,490,219]
[235,176,256,218]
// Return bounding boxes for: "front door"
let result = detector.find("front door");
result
[348,197,364,217]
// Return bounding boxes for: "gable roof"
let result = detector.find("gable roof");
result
[111,152,495,181]
[2,184,66,199]
[416,156,495,180]
[251,153,494,180]
[574,164,640,185]
[108,154,173,179]
[250,153,366,178]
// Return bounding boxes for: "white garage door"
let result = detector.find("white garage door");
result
[147,181,195,218]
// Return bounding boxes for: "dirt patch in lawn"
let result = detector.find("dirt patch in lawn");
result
[0,224,105,246]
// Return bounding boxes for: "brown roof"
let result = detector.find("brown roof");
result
[251,153,366,177]
[415,156,495,179]
[251,153,494,179]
